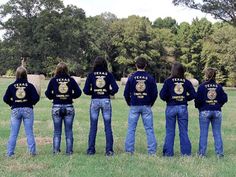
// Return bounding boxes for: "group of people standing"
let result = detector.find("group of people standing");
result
[3,56,228,158]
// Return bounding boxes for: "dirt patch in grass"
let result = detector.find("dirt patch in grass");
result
[5,161,49,173]
[34,120,42,124]
[18,137,52,146]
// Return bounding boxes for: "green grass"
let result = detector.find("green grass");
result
[0,78,236,177]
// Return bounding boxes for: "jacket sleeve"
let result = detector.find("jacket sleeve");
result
[150,78,158,106]
[45,79,55,100]
[123,78,131,106]
[186,81,196,101]
[109,73,119,95]
[71,78,82,99]
[218,86,228,106]
[194,86,204,108]
[3,85,13,106]
[83,74,93,95]
[30,84,40,105]
[160,80,170,101]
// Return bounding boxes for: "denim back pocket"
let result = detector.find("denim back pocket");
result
[215,111,222,120]
[200,111,209,120]
[52,107,60,117]
[11,109,19,119]
[91,100,100,110]
[102,99,111,111]
[66,107,75,116]
[24,108,33,118]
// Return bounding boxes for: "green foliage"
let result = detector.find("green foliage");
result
[0,0,236,84]
[42,57,61,76]
[176,18,213,81]
[202,24,236,86]
[173,0,236,26]
[153,17,178,33]
[5,69,14,76]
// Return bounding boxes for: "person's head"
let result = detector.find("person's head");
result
[204,67,217,81]
[55,62,69,76]
[16,66,27,80]
[170,62,185,78]
[135,56,147,70]
[93,56,108,71]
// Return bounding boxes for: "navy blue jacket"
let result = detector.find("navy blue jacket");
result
[45,74,82,104]
[3,79,40,109]
[160,77,196,106]
[124,71,158,106]
[83,68,119,99]
[195,80,228,111]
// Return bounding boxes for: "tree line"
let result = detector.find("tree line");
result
[0,0,235,86]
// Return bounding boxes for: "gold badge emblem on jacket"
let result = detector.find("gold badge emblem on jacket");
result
[96,77,106,88]
[174,83,184,95]
[207,88,217,100]
[58,82,69,94]
[136,80,146,92]
[16,87,26,99]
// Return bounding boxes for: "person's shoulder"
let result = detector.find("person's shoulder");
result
[216,82,223,87]
[107,71,114,77]
[87,72,94,78]
[127,72,136,79]
[197,82,207,90]
[146,74,156,83]
[68,77,77,85]
[7,82,14,89]
[27,82,34,87]
[216,83,224,91]
[145,72,154,79]
[48,76,56,81]
[27,82,37,91]
[185,79,193,85]
[163,77,172,84]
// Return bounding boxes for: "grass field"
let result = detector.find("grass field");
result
[0,78,236,177]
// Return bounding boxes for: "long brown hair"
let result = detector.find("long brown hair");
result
[135,56,147,69]
[16,66,27,80]
[55,62,69,76]
[170,62,185,78]
[204,68,217,81]
[93,56,108,71]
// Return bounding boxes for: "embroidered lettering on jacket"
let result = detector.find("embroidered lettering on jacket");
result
[134,76,148,99]
[58,82,69,94]
[14,83,28,102]
[206,88,218,105]
[56,78,70,99]
[172,79,185,101]
[174,83,184,95]
[95,75,107,95]
[136,80,146,92]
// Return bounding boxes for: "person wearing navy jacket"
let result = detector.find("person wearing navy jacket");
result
[195,68,227,158]
[124,56,158,155]
[45,62,81,155]
[83,56,119,156]
[3,66,40,157]
[160,62,196,156]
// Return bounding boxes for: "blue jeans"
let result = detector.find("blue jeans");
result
[198,111,223,157]
[52,104,75,154]
[163,105,191,156]
[125,106,157,154]
[7,107,36,156]
[87,99,113,154]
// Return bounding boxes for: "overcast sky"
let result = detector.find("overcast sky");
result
[63,0,216,23]
[0,0,217,38]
